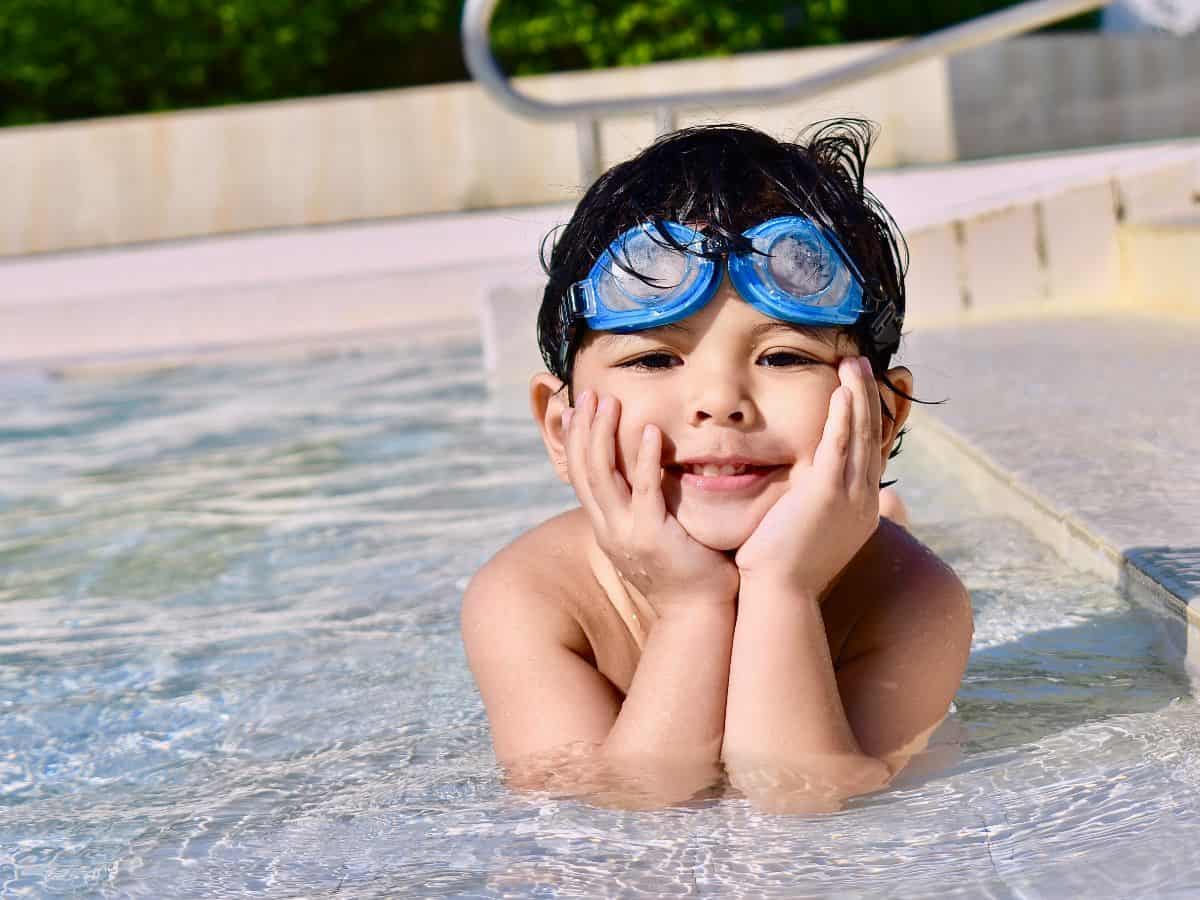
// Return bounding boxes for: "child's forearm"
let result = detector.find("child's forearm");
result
[721,580,890,811]
[600,600,736,799]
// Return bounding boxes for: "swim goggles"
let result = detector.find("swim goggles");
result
[562,216,900,365]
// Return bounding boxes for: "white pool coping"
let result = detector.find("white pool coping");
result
[2,137,1197,370]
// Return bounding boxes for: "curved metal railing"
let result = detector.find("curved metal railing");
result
[461,0,1108,180]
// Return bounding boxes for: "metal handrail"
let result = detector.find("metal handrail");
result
[462,0,1108,180]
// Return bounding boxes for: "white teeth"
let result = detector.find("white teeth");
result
[688,463,748,477]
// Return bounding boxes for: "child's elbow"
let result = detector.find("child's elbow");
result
[726,753,892,814]
[501,744,725,811]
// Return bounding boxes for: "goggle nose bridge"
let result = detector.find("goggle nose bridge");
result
[697,232,758,259]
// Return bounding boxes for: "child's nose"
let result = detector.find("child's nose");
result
[694,407,746,424]
[688,380,755,426]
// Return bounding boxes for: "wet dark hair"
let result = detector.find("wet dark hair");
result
[536,118,937,478]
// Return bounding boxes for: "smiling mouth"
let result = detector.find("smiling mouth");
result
[665,464,785,493]
[672,463,774,477]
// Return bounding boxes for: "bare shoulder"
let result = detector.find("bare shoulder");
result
[842,518,973,657]
[460,508,592,658]
[460,509,626,764]
[834,521,973,769]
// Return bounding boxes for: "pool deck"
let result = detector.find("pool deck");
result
[4,137,1196,368]
[901,313,1200,670]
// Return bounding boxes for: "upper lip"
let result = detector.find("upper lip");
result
[670,455,784,468]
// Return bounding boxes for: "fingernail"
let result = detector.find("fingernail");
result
[860,357,872,377]
[562,408,574,429]
[580,389,593,406]
[598,395,613,414]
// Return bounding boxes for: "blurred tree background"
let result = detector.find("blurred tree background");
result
[0,0,1099,127]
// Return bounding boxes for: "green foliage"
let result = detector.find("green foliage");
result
[0,1,1098,127]
[489,1,850,74]
[0,0,464,125]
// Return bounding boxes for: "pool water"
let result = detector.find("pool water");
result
[1,332,1196,898]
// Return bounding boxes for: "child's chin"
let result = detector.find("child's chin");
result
[675,515,754,553]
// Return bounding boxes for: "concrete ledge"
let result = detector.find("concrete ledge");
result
[909,412,1199,682]
[960,204,1046,313]
[903,224,964,320]
[897,140,1200,332]
[901,314,1200,684]
[5,139,1195,365]
[0,265,487,368]
[1040,181,1122,308]
[1117,159,1200,223]
[0,203,569,366]
[1119,214,1200,311]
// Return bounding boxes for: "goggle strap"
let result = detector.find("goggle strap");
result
[568,281,596,319]
[870,301,901,348]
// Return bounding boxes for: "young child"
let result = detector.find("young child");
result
[461,119,973,813]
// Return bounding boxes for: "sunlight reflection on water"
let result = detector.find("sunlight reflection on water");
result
[0,333,1195,897]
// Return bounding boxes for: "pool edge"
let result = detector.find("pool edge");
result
[908,408,1200,687]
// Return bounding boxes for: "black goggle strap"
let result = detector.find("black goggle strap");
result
[859,296,897,352]
[869,299,901,349]
[567,281,594,318]
[559,284,584,375]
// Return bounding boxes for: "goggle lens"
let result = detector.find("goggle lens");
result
[596,229,700,311]
[763,232,837,300]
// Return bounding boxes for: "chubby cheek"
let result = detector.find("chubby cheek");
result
[610,407,664,481]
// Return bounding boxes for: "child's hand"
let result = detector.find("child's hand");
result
[563,390,740,613]
[733,356,882,598]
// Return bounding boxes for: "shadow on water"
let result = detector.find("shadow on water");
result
[896,518,1197,783]
[953,614,1193,759]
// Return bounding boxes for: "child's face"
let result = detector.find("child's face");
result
[564,272,879,552]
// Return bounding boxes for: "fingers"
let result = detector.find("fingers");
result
[865,358,884,489]
[631,423,666,522]
[846,356,884,493]
[562,391,632,532]
[563,390,606,525]
[845,356,874,493]
[589,394,632,511]
[813,383,851,481]
[815,355,883,496]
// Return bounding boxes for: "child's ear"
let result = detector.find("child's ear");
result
[878,365,914,470]
[529,372,571,485]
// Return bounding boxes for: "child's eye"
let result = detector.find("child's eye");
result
[758,351,819,368]
[619,352,679,370]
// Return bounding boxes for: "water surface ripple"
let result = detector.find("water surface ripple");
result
[0,335,1195,898]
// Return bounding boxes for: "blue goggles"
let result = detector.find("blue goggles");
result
[562,216,900,365]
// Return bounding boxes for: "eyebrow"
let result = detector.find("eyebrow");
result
[748,321,839,346]
[592,320,839,349]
